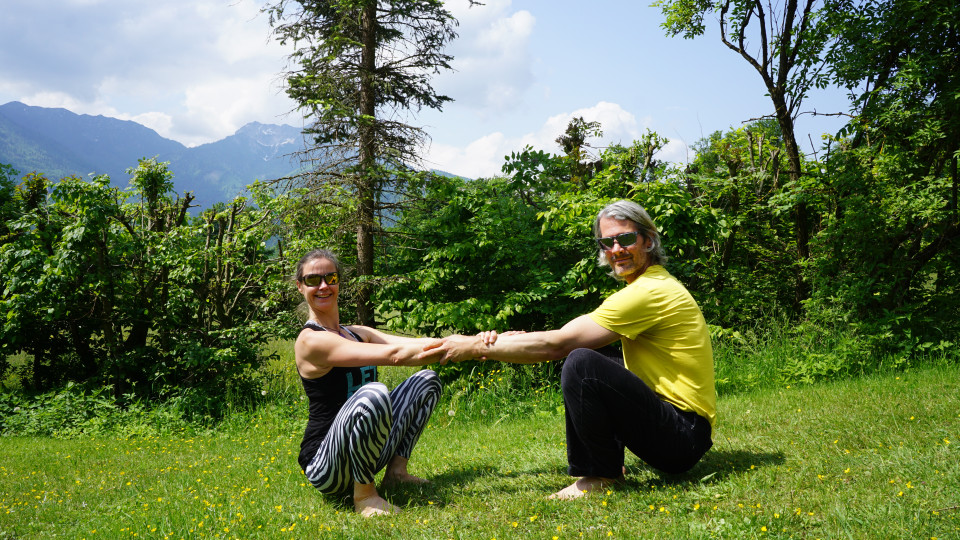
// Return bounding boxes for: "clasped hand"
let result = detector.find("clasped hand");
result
[416,331,502,365]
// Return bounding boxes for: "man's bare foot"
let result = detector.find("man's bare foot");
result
[548,476,618,500]
[354,493,400,517]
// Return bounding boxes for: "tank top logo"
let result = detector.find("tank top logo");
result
[345,365,377,398]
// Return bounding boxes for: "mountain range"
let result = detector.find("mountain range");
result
[0,101,306,208]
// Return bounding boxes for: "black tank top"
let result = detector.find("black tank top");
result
[297,321,378,470]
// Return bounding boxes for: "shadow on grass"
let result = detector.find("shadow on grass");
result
[316,463,506,512]
[625,448,786,489]
[377,463,497,509]
[328,448,786,511]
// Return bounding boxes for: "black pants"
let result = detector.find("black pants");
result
[560,348,713,477]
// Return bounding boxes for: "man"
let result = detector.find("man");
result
[420,199,715,499]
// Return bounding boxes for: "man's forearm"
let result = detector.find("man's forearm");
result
[477,330,572,364]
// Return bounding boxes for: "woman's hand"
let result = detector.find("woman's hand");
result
[417,334,479,364]
[417,329,527,364]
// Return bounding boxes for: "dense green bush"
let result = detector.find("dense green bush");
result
[0,160,290,419]
[0,383,193,437]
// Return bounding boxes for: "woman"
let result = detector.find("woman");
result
[293,248,444,517]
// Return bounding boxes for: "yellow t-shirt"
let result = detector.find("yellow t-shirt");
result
[588,265,716,427]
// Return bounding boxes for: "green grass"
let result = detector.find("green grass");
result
[1,365,957,539]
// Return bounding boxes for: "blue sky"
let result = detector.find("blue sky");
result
[0,0,850,179]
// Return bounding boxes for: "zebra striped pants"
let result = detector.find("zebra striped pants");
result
[303,369,442,494]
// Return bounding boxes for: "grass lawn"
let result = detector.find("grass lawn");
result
[1,365,957,539]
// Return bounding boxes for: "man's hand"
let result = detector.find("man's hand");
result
[418,334,485,364]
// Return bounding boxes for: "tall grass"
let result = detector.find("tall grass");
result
[711,313,959,396]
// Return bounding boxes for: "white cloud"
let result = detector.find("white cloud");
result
[177,74,293,146]
[660,138,693,166]
[17,91,121,119]
[438,0,536,114]
[210,0,287,66]
[519,102,647,153]
[129,112,175,138]
[425,132,510,178]
[425,101,690,178]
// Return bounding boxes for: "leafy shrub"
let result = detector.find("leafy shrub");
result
[0,383,192,438]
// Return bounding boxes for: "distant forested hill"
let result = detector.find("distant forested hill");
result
[0,101,305,207]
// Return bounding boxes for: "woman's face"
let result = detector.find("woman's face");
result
[297,257,339,314]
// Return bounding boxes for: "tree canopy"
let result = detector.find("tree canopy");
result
[265,0,458,326]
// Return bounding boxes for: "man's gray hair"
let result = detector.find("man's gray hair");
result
[593,200,667,272]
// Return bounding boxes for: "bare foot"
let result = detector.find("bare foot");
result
[548,476,618,500]
[383,470,431,485]
[354,493,400,517]
[353,481,399,517]
[383,455,431,486]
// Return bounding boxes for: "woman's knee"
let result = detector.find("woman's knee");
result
[407,369,443,396]
[413,369,440,385]
[353,382,390,405]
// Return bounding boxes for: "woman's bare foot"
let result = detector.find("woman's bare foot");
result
[353,482,399,517]
[548,476,618,500]
[383,455,431,486]
[355,494,400,517]
[384,470,430,485]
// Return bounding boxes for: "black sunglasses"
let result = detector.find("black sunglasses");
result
[302,272,339,287]
[596,232,639,250]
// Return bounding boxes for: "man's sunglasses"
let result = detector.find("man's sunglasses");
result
[302,272,339,287]
[596,232,640,250]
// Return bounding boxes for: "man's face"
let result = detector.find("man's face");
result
[598,216,651,283]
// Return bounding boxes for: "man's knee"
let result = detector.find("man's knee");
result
[561,348,597,390]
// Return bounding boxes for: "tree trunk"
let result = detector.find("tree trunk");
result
[356,0,378,327]
[770,89,810,307]
[952,154,958,224]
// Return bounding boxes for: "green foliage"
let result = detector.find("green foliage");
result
[653,0,713,39]
[655,0,841,314]
[651,0,959,350]
[267,0,457,155]
[0,160,293,418]
[4,0,960,428]
[800,0,960,344]
[0,163,17,243]
[0,383,192,437]
[679,122,802,324]
[377,173,602,338]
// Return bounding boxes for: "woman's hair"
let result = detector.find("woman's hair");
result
[592,199,667,271]
[294,249,342,282]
